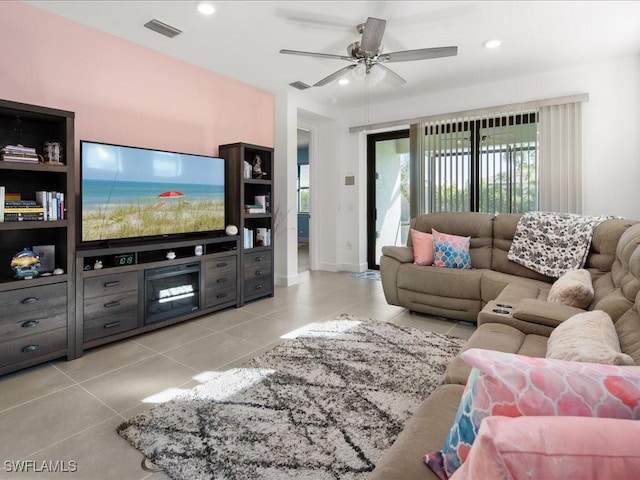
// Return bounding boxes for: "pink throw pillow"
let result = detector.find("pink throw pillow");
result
[427,348,640,478]
[410,229,434,266]
[450,416,640,480]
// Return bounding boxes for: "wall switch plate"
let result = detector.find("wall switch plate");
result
[345,175,355,186]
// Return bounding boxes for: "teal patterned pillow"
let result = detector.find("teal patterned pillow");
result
[432,229,472,269]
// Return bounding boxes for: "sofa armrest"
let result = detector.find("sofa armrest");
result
[513,299,585,328]
[381,245,414,264]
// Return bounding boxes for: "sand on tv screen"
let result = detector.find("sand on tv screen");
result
[80,141,225,243]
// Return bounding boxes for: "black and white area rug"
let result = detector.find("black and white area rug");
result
[117,314,465,480]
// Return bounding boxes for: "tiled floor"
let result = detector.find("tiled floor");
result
[0,271,475,480]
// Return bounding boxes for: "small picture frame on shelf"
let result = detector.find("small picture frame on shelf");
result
[32,244,55,273]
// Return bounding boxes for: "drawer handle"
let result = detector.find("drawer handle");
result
[21,320,40,328]
[255,270,263,276]
[104,301,121,308]
[21,297,39,304]
[254,284,263,290]
[104,281,121,288]
[217,262,228,268]
[254,256,263,262]
[217,278,228,283]
[104,321,121,329]
[22,344,39,353]
[216,293,228,299]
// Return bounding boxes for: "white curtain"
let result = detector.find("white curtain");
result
[538,102,583,213]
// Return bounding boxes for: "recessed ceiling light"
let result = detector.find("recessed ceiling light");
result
[483,39,501,49]
[338,78,350,86]
[198,2,215,15]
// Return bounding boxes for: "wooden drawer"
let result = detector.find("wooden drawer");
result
[244,251,272,268]
[0,307,67,342]
[205,256,237,308]
[243,262,273,298]
[83,291,138,322]
[0,283,67,319]
[84,272,138,299]
[84,311,138,342]
[205,255,237,275]
[0,327,67,368]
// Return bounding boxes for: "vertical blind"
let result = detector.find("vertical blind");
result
[424,111,539,214]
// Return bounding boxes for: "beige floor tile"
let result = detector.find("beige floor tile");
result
[53,339,157,383]
[388,310,457,334]
[132,320,216,353]
[191,306,259,332]
[0,386,114,460]
[25,415,150,480]
[0,363,75,413]
[161,332,262,372]
[80,355,196,414]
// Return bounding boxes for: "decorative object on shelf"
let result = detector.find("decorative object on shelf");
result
[225,225,238,236]
[11,248,41,279]
[194,245,203,256]
[252,154,264,179]
[53,268,64,275]
[31,244,55,273]
[94,260,103,270]
[166,250,176,260]
[244,161,252,179]
[43,141,63,164]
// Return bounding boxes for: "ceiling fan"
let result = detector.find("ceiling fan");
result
[280,17,457,88]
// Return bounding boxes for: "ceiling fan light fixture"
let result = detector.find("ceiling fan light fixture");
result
[482,39,501,49]
[352,63,367,80]
[368,65,387,85]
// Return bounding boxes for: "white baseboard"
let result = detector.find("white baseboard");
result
[274,273,299,287]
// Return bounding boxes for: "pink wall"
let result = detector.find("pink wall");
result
[0,2,274,157]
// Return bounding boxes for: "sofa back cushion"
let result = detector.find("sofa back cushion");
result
[410,212,494,269]
[490,214,553,282]
[592,223,640,319]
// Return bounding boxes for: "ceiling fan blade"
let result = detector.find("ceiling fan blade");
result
[383,46,458,62]
[279,49,353,61]
[360,17,386,55]
[375,64,406,87]
[313,65,356,87]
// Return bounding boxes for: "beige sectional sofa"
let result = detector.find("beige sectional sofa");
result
[373,212,640,480]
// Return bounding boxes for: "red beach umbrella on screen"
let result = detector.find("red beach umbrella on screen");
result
[158,191,184,198]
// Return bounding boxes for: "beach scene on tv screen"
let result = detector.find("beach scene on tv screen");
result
[81,142,225,242]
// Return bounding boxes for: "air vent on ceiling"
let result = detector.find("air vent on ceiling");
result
[144,18,182,38]
[289,81,311,91]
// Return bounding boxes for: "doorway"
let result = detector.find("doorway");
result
[367,130,410,270]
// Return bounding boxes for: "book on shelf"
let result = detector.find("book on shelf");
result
[35,191,65,220]
[2,144,36,155]
[244,204,266,214]
[4,212,45,222]
[0,186,4,223]
[4,200,37,207]
[244,227,254,249]
[5,192,21,201]
[4,207,45,213]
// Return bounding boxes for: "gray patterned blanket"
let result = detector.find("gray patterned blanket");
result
[507,212,614,278]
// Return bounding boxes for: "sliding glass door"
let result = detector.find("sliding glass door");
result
[367,131,410,269]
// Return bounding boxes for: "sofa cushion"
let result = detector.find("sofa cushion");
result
[490,213,554,282]
[449,416,640,480]
[547,268,594,308]
[411,212,493,269]
[432,229,471,269]
[369,384,465,480]
[546,310,634,365]
[410,229,434,266]
[431,348,640,478]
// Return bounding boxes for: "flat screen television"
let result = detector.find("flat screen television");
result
[79,140,225,246]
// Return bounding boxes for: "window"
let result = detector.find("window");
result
[425,112,538,214]
[297,164,310,213]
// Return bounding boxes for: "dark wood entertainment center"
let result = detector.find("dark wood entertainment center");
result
[0,99,275,375]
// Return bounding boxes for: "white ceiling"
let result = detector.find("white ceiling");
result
[26,1,640,109]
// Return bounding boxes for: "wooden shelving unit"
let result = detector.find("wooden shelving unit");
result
[219,142,275,304]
